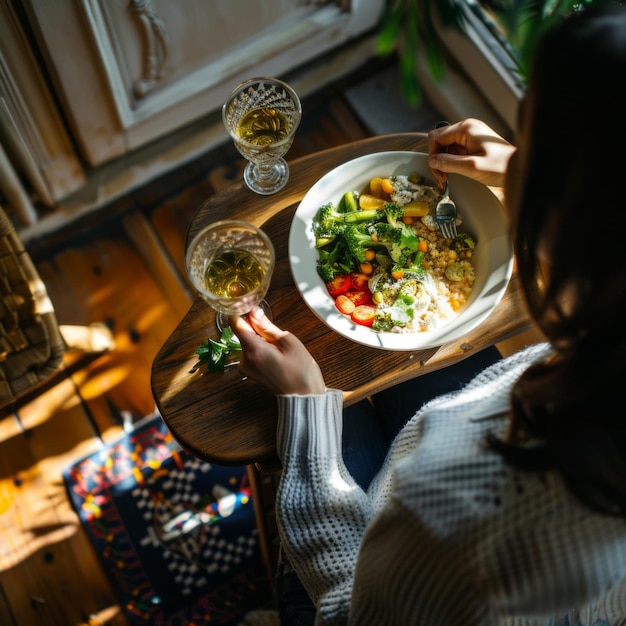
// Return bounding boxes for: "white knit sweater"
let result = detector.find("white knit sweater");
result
[275,344,626,625]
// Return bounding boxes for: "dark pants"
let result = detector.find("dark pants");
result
[277,347,503,625]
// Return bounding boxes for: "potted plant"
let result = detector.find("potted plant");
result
[376,0,616,105]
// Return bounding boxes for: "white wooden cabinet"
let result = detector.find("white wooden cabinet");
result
[0,0,384,228]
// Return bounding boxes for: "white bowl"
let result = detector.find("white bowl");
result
[288,151,513,350]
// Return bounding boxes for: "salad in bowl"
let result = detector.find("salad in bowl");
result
[288,151,513,351]
[313,173,476,333]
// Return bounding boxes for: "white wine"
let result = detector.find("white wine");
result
[223,78,301,194]
[187,219,276,328]
[236,107,290,146]
[204,248,265,299]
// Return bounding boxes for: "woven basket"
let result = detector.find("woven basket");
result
[0,207,65,407]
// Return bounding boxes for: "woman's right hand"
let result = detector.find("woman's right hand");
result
[427,118,516,189]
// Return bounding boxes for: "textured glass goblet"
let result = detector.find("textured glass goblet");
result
[222,77,302,195]
[186,220,275,331]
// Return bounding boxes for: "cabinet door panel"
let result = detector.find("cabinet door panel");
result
[0,0,86,216]
[24,0,383,167]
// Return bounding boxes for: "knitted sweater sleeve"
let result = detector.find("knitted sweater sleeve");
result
[273,345,626,625]
[274,388,480,625]
[275,390,373,625]
[273,345,551,626]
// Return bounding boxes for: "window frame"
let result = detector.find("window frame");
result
[427,1,525,138]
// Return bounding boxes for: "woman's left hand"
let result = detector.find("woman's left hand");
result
[229,306,326,396]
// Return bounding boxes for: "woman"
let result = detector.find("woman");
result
[230,5,626,624]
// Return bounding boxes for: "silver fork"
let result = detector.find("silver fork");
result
[432,120,458,239]
[435,181,458,239]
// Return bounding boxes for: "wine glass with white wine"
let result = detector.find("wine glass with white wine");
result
[222,77,302,195]
[186,220,275,332]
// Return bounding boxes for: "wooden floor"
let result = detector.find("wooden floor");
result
[0,58,543,626]
[0,61,388,626]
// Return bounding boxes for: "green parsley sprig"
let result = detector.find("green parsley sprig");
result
[190,326,242,373]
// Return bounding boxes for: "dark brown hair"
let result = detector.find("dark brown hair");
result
[489,4,626,515]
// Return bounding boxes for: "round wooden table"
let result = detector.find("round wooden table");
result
[151,132,531,468]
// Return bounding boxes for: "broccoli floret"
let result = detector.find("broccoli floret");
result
[371,221,401,241]
[383,202,405,228]
[343,226,375,263]
[312,202,384,248]
[322,218,422,278]
[369,223,407,266]
[313,193,430,284]
[371,222,420,268]
[312,203,348,248]
[316,237,353,283]
[343,224,391,263]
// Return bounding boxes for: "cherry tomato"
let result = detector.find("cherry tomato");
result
[381,178,395,195]
[358,194,385,209]
[391,269,405,280]
[344,290,372,307]
[351,304,376,327]
[369,177,384,198]
[326,275,351,297]
[350,272,370,291]
[335,294,356,315]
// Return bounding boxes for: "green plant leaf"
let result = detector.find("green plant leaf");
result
[190,327,242,374]
[400,0,420,105]
[375,0,611,106]
[422,0,445,81]
[376,0,404,56]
